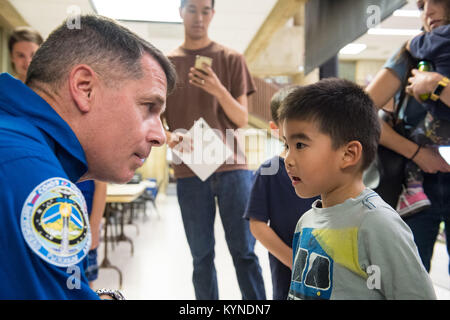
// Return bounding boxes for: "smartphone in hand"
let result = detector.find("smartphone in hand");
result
[195,55,213,74]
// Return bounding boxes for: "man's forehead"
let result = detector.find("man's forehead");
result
[186,0,213,9]
[139,54,167,91]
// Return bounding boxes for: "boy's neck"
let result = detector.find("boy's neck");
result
[320,176,366,208]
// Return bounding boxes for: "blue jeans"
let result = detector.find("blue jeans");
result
[404,172,450,273]
[176,170,266,300]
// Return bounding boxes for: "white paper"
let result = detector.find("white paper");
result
[171,118,233,181]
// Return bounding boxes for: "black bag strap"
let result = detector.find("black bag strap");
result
[393,45,417,125]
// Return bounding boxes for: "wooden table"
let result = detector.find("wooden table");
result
[106,183,147,203]
[99,182,147,289]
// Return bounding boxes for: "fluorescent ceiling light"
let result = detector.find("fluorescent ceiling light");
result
[91,0,182,23]
[393,9,421,17]
[368,28,421,36]
[339,43,367,55]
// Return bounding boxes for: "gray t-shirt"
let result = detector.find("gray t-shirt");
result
[288,189,436,300]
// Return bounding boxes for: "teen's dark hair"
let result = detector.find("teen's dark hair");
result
[270,85,299,124]
[181,0,215,8]
[278,78,381,171]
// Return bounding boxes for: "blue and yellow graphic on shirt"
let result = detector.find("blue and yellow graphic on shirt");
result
[289,227,367,300]
[21,177,91,267]
[289,228,333,299]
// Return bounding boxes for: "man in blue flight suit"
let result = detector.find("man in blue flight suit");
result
[0,15,176,299]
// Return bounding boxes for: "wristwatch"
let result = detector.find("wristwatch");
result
[430,76,449,101]
[96,288,126,300]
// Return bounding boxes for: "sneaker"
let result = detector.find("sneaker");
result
[396,186,431,217]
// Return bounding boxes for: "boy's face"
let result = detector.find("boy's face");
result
[283,119,342,199]
[180,0,215,40]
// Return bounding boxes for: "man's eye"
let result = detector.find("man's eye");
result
[284,143,289,150]
[143,103,156,114]
[296,142,305,149]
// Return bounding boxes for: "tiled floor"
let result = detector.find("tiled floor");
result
[93,192,449,300]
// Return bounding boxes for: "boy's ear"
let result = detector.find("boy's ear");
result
[269,121,281,138]
[269,121,278,130]
[340,140,363,170]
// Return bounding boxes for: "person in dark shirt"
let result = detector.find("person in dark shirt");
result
[244,86,318,300]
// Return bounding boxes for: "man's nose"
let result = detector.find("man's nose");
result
[194,12,203,23]
[146,117,166,147]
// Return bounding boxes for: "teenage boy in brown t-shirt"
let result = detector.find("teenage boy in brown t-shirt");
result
[163,0,266,300]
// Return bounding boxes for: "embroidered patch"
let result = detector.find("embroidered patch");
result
[21,177,91,267]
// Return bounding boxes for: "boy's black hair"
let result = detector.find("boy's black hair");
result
[278,78,380,171]
[181,0,215,8]
[270,85,299,124]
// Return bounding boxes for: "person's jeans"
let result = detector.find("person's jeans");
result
[176,170,266,300]
[404,172,450,273]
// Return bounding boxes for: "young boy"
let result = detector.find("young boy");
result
[244,86,318,300]
[280,78,436,300]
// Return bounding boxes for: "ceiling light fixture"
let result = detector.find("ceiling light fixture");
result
[393,9,421,17]
[368,28,421,36]
[339,43,367,55]
[91,0,182,23]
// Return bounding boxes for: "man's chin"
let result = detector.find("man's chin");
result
[104,170,136,185]
[118,172,136,184]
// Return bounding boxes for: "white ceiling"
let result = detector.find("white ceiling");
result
[8,0,422,63]
[8,0,277,55]
[339,0,422,61]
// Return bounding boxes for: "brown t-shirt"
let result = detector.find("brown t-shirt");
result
[165,41,256,179]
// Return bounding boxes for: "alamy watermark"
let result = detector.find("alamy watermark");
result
[366,265,381,290]
[66,5,81,29]
[366,5,381,28]
[171,127,282,176]
[66,265,81,290]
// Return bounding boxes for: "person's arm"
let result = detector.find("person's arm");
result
[188,65,248,128]
[249,218,293,269]
[380,119,450,173]
[365,68,402,109]
[89,180,107,250]
[367,65,450,173]
[406,70,450,107]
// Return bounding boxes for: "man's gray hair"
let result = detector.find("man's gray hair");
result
[26,15,176,94]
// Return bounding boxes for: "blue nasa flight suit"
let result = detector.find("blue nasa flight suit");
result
[0,73,99,299]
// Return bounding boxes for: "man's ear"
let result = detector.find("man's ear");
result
[68,64,97,113]
[340,140,363,170]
